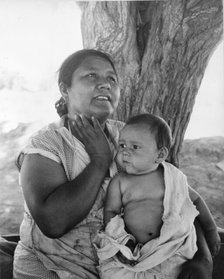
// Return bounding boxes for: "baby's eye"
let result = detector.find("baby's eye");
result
[119,143,126,149]
[133,145,140,150]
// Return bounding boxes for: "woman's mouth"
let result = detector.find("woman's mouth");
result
[95,95,111,102]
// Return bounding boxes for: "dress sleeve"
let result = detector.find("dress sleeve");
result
[16,128,65,170]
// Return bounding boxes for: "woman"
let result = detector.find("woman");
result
[13,49,212,278]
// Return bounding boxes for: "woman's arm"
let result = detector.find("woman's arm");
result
[21,117,112,238]
[189,186,221,256]
[178,220,213,279]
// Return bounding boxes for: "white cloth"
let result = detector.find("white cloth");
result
[94,162,199,279]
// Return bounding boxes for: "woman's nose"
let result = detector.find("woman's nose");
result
[97,78,111,90]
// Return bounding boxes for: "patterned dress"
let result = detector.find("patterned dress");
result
[13,118,124,279]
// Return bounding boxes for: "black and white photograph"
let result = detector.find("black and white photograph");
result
[0,1,223,278]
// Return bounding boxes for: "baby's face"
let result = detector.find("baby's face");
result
[116,124,159,175]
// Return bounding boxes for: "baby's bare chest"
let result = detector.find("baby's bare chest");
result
[121,174,165,206]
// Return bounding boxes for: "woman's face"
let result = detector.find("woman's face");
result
[65,55,120,124]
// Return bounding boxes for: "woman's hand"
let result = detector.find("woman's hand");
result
[69,115,113,166]
[178,220,213,279]
[205,228,221,257]
[177,256,213,279]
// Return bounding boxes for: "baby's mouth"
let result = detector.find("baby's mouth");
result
[123,159,131,165]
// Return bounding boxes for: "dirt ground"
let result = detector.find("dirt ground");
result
[0,122,224,235]
[179,136,224,229]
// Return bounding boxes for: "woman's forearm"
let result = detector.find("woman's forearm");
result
[194,219,213,265]
[194,196,217,232]
[44,160,109,235]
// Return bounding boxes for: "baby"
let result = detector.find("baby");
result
[95,113,220,279]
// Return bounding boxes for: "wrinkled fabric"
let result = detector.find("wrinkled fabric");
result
[13,118,124,279]
[95,215,140,261]
[13,243,59,279]
[94,162,199,279]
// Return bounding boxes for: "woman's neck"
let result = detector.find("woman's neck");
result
[65,114,107,131]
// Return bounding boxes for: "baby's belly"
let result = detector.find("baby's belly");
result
[123,200,163,244]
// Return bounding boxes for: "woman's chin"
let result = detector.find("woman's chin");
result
[68,109,112,125]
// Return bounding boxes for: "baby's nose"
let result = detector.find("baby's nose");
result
[122,149,131,156]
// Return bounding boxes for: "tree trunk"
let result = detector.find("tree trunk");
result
[78,0,223,166]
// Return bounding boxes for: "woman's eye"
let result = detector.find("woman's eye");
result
[87,73,97,78]
[108,76,117,83]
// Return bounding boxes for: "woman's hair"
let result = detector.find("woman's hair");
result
[126,113,173,151]
[58,49,117,87]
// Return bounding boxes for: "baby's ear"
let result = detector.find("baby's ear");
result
[155,147,169,163]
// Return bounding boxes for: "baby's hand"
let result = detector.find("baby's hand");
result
[205,228,221,257]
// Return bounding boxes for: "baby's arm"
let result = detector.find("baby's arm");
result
[188,186,221,256]
[104,175,123,227]
[104,175,137,265]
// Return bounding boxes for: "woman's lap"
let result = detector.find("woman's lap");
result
[13,243,59,279]
[13,242,100,279]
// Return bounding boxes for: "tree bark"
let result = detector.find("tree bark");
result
[78,0,223,166]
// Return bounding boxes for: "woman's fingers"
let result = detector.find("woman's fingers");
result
[72,115,95,139]
[69,119,84,140]
[81,115,96,136]
[91,116,106,136]
[91,116,101,130]
[74,115,106,140]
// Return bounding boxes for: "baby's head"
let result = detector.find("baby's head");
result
[116,113,173,175]
[125,113,172,151]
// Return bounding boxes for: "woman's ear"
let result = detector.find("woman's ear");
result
[59,82,69,101]
[155,147,169,164]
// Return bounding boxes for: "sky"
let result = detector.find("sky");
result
[0,0,82,82]
[185,42,224,139]
[0,0,223,139]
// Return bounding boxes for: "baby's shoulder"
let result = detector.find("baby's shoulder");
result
[109,172,129,190]
[111,172,126,183]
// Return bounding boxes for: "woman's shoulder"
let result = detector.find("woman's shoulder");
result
[18,119,71,159]
[30,119,67,141]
